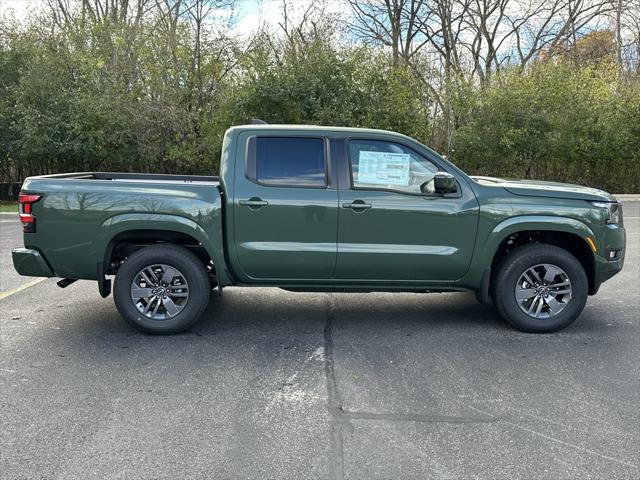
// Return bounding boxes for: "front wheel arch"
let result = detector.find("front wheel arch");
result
[489,230,596,296]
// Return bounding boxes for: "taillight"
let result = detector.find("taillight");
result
[18,194,42,233]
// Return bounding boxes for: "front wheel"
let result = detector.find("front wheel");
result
[493,244,588,333]
[113,244,210,334]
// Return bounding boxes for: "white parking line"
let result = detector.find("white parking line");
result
[0,278,47,301]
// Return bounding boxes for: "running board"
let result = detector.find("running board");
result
[57,278,78,288]
[279,287,467,294]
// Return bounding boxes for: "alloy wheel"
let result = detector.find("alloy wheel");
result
[130,264,189,320]
[514,263,572,319]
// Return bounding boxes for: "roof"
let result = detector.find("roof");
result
[228,124,412,138]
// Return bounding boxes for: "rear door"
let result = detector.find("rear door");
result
[232,133,338,281]
[335,138,479,282]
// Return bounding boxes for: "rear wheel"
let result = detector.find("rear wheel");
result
[493,244,588,333]
[113,244,210,334]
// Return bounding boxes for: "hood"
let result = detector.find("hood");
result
[471,176,616,202]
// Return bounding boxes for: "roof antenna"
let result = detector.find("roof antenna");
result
[251,118,268,124]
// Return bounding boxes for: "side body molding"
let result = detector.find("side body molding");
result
[459,215,596,290]
[94,213,232,286]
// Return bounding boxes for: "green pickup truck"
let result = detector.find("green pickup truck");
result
[13,124,626,334]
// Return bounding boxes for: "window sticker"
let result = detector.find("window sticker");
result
[357,151,411,186]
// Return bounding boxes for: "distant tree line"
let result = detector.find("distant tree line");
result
[1,0,639,192]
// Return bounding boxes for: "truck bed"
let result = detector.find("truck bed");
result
[18,171,223,281]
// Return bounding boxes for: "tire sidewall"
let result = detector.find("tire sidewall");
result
[495,245,588,333]
[113,246,209,334]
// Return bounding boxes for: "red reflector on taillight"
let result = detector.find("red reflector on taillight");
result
[17,194,42,232]
[18,194,42,205]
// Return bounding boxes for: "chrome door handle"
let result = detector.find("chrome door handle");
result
[342,202,372,210]
[239,198,268,208]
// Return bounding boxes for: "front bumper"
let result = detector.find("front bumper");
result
[591,223,626,293]
[12,248,54,277]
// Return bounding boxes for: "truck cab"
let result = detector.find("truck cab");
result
[223,126,479,285]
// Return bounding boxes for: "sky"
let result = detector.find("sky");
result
[1,0,623,61]
[0,0,33,18]
[231,0,351,37]
[0,0,353,37]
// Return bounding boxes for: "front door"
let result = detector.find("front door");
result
[335,139,479,282]
[233,135,338,281]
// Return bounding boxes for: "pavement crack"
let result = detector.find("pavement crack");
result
[323,293,345,480]
[320,294,500,480]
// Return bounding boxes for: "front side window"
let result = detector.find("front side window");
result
[254,137,326,187]
[349,140,440,194]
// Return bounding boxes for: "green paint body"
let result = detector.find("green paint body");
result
[14,125,626,293]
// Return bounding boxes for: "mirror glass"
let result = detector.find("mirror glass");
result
[433,172,457,194]
[419,179,435,194]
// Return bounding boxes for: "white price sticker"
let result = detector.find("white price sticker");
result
[357,151,411,186]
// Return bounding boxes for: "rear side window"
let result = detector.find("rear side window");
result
[248,137,326,187]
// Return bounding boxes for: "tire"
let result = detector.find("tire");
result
[113,244,210,334]
[492,243,588,333]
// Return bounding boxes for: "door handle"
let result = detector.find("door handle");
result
[342,201,372,210]
[240,198,269,208]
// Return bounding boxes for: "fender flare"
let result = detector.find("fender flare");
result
[94,213,232,286]
[482,215,597,262]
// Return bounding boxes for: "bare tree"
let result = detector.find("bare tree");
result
[510,0,615,67]
[154,0,184,62]
[278,0,341,49]
[153,0,237,105]
[463,0,515,83]
[606,0,640,73]
[347,0,437,66]
[47,0,152,27]
[184,0,234,108]
[279,0,319,51]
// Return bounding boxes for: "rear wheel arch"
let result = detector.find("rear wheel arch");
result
[95,213,229,284]
[104,229,214,275]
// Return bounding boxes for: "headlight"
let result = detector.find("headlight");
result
[591,201,621,224]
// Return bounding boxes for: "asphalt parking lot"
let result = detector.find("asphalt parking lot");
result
[1,204,639,479]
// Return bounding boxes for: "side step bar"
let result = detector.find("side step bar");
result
[56,278,78,288]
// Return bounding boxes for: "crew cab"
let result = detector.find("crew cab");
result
[13,124,626,334]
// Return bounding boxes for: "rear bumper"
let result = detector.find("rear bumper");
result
[12,248,54,277]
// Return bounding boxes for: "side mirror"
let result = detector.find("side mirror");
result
[433,172,457,195]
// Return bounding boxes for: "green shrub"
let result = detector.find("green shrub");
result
[453,61,640,192]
